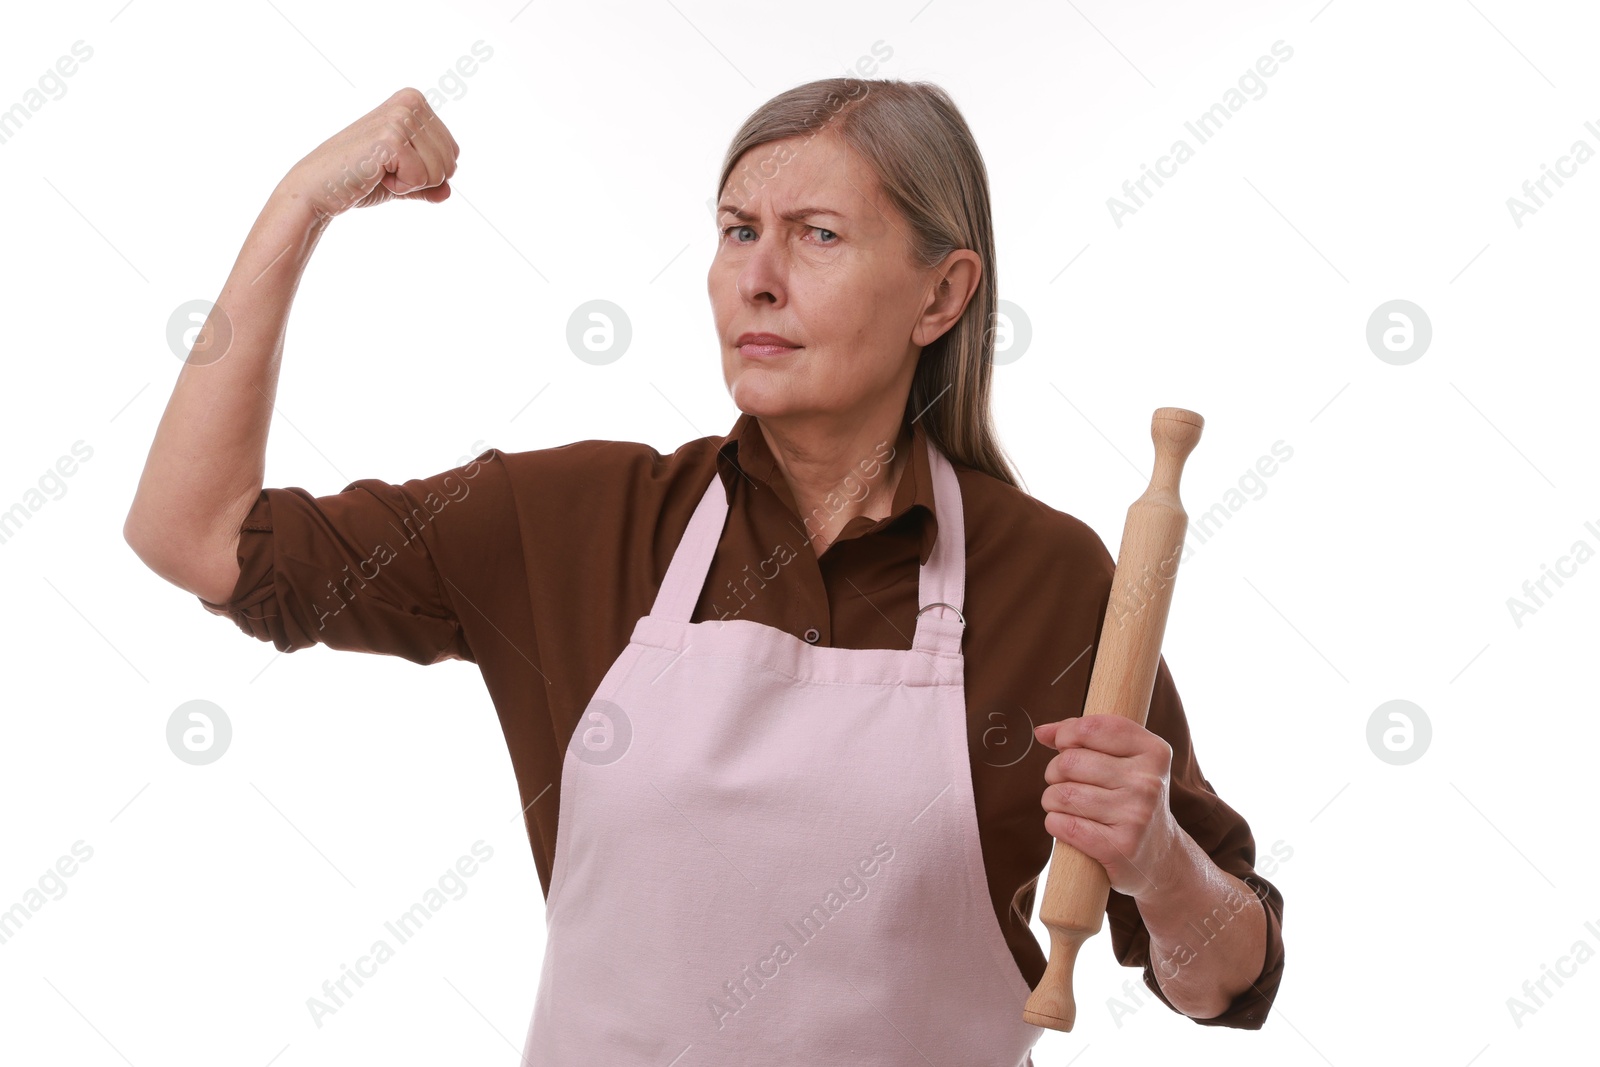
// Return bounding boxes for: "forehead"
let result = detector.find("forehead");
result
[720,131,882,216]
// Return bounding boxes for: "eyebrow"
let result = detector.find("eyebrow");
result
[716,203,847,223]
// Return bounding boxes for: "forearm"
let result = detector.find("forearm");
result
[1135,825,1266,1019]
[124,177,327,598]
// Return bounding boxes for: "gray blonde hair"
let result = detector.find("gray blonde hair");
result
[716,77,1025,491]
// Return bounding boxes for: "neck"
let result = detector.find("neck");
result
[757,406,911,556]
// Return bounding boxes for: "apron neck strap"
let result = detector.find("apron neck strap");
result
[913,432,966,654]
[651,429,967,656]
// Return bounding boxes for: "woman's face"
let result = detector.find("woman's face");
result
[708,130,971,423]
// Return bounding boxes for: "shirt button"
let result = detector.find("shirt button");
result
[803,627,820,643]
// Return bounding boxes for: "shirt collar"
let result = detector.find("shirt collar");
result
[715,409,939,566]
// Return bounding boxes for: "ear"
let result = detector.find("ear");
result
[911,250,982,348]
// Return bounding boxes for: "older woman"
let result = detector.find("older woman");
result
[125,78,1284,1063]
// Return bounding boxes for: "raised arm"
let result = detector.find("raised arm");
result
[122,87,460,604]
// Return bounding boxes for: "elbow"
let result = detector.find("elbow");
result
[122,511,153,560]
[121,498,169,564]
[122,511,162,572]
[123,520,243,606]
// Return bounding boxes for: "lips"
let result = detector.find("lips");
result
[736,332,802,359]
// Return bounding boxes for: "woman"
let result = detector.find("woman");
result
[125,78,1284,1063]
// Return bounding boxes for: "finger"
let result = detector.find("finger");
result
[1042,809,1127,872]
[1041,780,1119,824]
[405,101,455,187]
[1043,812,1159,896]
[1043,745,1127,789]
[381,138,432,195]
[381,103,447,194]
[424,107,460,166]
[1044,811,1109,856]
[1050,714,1160,758]
[414,180,452,203]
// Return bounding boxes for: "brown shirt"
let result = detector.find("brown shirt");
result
[200,409,1285,1028]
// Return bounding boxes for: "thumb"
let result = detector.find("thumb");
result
[380,171,448,200]
[410,180,452,203]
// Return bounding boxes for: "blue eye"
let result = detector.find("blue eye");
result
[718,225,838,244]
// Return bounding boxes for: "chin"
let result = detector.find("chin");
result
[727,370,795,418]
[730,389,789,420]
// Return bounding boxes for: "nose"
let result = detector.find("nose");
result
[735,238,786,306]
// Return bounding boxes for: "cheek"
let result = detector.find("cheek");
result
[809,285,874,342]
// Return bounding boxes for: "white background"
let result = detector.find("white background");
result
[1,0,1595,1064]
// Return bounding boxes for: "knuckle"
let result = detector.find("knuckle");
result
[388,110,418,137]
[374,124,406,152]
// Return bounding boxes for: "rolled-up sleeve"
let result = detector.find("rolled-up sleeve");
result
[1104,655,1287,1029]
[197,449,509,665]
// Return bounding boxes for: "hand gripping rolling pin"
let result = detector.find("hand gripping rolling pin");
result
[1022,406,1204,1032]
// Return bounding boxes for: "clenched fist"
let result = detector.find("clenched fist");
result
[1033,714,1184,900]
[280,86,461,222]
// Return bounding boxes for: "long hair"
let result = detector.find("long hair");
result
[715,77,1025,491]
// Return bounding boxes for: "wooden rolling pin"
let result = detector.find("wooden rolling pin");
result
[1022,406,1204,1032]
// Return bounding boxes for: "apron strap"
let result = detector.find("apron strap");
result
[649,431,967,657]
[648,470,731,624]
[913,432,965,655]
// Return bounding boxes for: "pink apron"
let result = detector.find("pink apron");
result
[522,433,1043,1065]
